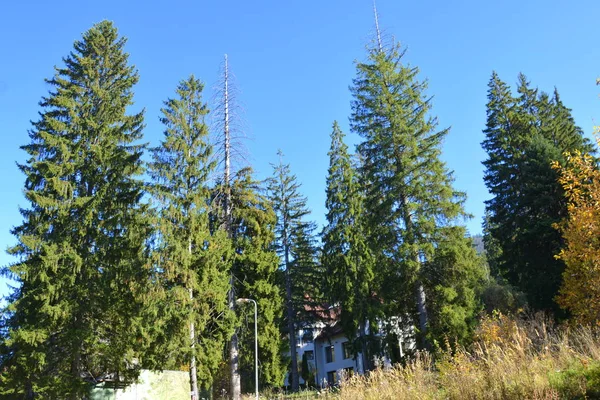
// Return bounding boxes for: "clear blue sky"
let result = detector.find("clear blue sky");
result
[1,0,599,298]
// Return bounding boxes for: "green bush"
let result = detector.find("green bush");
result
[549,360,600,399]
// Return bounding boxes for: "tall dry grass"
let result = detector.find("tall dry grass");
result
[337,313,600,400]
[249,314,600,399]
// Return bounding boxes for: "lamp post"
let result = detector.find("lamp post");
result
[236,298,258,400]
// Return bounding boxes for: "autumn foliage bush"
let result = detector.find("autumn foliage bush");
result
[552,145,600,325]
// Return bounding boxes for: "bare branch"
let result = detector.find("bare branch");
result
[210,54,252,184]
[373,0,383,52]
[365,1,395,54]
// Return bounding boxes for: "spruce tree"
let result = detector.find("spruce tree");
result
[221,168,285,392]
[209,55,285,396]
[482,72,594,313]
[481,72,526,281]
[322,121,378,368]
[289,219,322,325]
[211,54,244,399]
[350,33,481,349]
[0,21,151,398]
[147,76,234,399]
[267,151,316,392]
[424,226,486,345]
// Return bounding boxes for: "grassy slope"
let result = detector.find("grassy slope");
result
[246,315,600,400]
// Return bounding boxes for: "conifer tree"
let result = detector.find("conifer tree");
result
[350,30,480,349]
[221,168,285,391]
[211,54,244,399]
[289,220,322,324]
[322,121,378,367]
[481,72,527,281]
[424,226,486,345]
[210,55,285,396]
[147,76,234,399]
[0,21,151,398]
[267,152,316,392]
[482,72,594,313]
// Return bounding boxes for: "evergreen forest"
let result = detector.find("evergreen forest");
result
[2,11,600,400]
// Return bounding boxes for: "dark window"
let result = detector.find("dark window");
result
[325,345,335,363]
[305,350,314,360]
[343,367,354,379]
[327,370,337,385]
[342,342,352,359]
[303,328,314,343]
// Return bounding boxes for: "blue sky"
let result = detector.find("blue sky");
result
[1,0,599,298]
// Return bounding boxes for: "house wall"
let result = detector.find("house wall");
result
[314,333,361,388]
[283,326,319,387]
[285,317,416,388]
[90,370,190,400]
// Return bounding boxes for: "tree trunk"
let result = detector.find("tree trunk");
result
[222,54,241,400]
[229,274,240,400]
[25,381,34,400]
[229,275,241,400]
[70,347,81,400]
[189,288,199,400]
[284,238,299,392]
[415,281,429,350]
[69,314,84,400]
[229,308,241,400]
[400,194,429,349]
[285,271,299,391]
[187,237,199,400]
[223,54,231,211]
[359,321,370,373]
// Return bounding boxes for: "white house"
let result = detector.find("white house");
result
[285,307,415,388]
[287,321,362,389]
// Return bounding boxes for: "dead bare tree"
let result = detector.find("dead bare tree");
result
[373,0,383,53]
[211,54,250,400]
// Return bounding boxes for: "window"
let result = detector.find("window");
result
[326,370,337,385]
[343,367,354,378]
[325,345,335,363]
[342,342,352,359]
[304,350,314,360]
[302,328,314,343]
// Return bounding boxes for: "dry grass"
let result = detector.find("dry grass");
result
[292,314,600,400]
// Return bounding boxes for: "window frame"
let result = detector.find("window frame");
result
[325,344,335,363]
[326,370,337,385]
[342,341,352,359]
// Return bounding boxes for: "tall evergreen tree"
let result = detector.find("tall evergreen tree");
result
[147,76,234,399]
[219,168,285,392]
[267,152,317,392]
[350,31,481,349]
[0,21,151,398]
[482,72,594,313]
[481,72,528,281]
[289,219,322,325]
[322,121,378,368]
[209,55,285,397]
[211,54,245,400]
[482,211,503,278]
[423,226,486,345]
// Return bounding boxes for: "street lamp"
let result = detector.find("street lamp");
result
[236,298,258,400]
